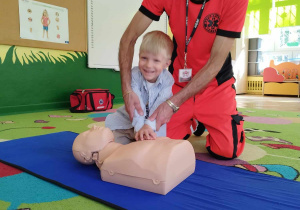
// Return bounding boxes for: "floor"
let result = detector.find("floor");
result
[236,94,300,112]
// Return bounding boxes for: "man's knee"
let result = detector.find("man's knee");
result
[206,146,243,160]
[206,115,245,160]
[167,120,192,140]
[167,130,192,140]
[206,140,245,160]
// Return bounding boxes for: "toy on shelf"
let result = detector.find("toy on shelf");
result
[262,60,300,97]
[268,60,299,81]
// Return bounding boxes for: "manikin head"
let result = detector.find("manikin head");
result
[72,126,114,165]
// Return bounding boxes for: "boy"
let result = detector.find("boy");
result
[105,30,174,144]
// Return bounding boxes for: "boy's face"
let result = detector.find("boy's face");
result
[138,51,171,83]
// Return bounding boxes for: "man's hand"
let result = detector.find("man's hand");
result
[135,124,157,141]
[149,101,174,132]
[123,91,143,122]
[119,12,152,121]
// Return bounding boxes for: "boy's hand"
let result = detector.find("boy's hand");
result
[135,124,157,141]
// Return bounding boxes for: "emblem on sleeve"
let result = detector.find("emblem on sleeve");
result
[203,13,220,33]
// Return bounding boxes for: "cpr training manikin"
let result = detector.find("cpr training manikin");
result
[72,126,195,195]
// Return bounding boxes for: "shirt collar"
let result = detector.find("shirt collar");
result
[190,0,210,4]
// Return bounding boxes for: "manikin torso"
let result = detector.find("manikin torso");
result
[72,126,195,195]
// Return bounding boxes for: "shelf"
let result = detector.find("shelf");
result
[248,50,269,52]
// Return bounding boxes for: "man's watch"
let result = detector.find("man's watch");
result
[166,99,180,113]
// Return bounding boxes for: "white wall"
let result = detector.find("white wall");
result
[232,30,248,94]
[87,0,168,70]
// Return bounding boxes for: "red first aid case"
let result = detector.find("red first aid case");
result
[70,89,115,113]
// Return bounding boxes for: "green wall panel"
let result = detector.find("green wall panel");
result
[0,45,123,115]
[246,0,300,36]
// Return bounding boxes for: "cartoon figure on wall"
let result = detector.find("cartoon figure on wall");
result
[41,9,50,39]
[28,17,32,33]
[56,12,60,38]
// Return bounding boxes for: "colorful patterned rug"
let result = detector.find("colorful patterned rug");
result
[0,107,299,209]
[194,108,300,182]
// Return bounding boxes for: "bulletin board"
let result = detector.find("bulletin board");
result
[0,0,87,52]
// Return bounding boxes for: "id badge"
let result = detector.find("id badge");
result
[179,68,192,83]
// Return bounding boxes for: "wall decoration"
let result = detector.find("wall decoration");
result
[19,0,69,44]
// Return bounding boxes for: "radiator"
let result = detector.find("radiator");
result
[247,76,263,93]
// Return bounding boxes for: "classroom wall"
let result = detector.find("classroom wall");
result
[0,44,123,115]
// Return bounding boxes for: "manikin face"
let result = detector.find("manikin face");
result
[138,51,171,83]
[72,126,114,164]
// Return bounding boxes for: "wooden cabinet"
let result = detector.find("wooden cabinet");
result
[263,81,300,97]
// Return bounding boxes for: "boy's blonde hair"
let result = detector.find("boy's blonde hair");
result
[139,31,173,60]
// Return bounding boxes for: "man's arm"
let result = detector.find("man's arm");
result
[149,35,235,131]
[119,11,152,121]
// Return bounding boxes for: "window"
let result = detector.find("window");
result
[248,26,300,75]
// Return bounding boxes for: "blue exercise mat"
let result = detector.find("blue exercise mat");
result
[0,131,299,210]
